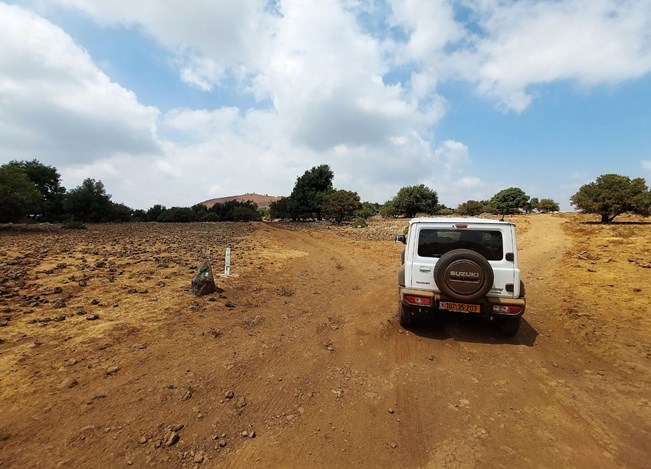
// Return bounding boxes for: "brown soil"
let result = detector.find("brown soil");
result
[0,215,649,468]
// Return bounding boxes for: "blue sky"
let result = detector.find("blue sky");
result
[1,0,650,210]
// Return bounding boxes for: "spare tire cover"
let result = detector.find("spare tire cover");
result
[434,249,494,301]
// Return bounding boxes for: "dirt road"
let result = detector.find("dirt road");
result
[1,216,649,468]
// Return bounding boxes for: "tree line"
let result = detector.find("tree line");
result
[1,159,649,224]
[0,159,261,223]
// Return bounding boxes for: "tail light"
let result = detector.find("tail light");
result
[405,295,432,306]
[492,305,522,314]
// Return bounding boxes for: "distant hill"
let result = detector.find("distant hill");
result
[200,193,283,209]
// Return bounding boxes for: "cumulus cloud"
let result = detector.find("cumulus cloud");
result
[0,3,160,164]
[3,0,651,209]
[389,0,651,111]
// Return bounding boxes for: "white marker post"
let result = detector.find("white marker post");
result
[224,247,231,276]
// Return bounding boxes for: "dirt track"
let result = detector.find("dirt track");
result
[0,215,649,468]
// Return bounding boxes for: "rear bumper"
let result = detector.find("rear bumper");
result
[399,288,526,319]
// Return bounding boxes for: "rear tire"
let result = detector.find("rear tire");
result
[399,304,414,327]
[497,317,521,337]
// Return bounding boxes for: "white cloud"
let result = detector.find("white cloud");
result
[390,0,651,111]
[0,3,160,164]
[642,160,651,173]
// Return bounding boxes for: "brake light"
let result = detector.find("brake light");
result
[454,224,468,229]
[405,295,432,306]
[492,305,522,314]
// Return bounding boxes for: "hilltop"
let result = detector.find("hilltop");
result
[200,193,283,209]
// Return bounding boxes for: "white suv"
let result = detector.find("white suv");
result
[396,217,526,336]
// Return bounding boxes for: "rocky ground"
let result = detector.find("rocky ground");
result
[0,215,649,468]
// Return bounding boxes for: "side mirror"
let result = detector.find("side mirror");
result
[395,234,406,244]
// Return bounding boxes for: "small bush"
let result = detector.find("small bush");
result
[352,218,367,228]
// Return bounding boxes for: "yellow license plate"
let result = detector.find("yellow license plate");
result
[439,302,481,313]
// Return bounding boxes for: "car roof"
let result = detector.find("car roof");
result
[408,217,514,226]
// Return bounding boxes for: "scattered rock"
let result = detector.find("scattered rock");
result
[191,263,217,296]
[60,377,78,389]
[218,439,227,448]
[224,390,235,400]
[105,365,120,376]
[225,302,235,309]
[90,299,100,305]
[170,424,184,432]
[390,442,397,449]
[86,314,100,321]
[66,358,77,366]
[194,452,205,463]
[427,354,435,361]
[633,288,642,292]
[241,431,249,437]
[53,298,66,309]
[388,408,395,414]
[181,389,193,401]
[138,436,148,444]
[236,396,247,408]
[164,431,180,447]
[79,280,87,287]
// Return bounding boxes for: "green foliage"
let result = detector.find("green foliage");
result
[537,198,560,213]
[269,197,293,220]
[146,204,166,222]
[63,178,112,223]
[6,159,66,221]
[157,206,198,222]
[131,209,147,222]
[352,218,367,228]
[0,165,43,222]
[288,165,334,220]
[380,200,398,218]
[525,197,539,214]
[571,174,651,223]
[208,200,261,222]
[490,187,529,214]
[436,207,454,216]
[322,190,362,223]
[392,184,439,218]
[109,202,133,222]
[355,202,378,219]
[456,200,484,216]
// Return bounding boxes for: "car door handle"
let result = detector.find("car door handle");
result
[419,267,432,272]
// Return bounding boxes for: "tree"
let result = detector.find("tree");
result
[356,202,378,220]
[109,202,133,222]
[157,207,197,222]
[380,200,398,218]
[0,165,43,222]
[392,184,438,218]
[322,190,362,223]
[457,200,484,216]
[537,198,560,213]
[289,165,334,220]
[490,187,529,215]
[63,178,112,222]
[525,197,539,214]
[6,159,66,221]
[146,204,166,222]
[570,174,651,223]
[269,198,292,220]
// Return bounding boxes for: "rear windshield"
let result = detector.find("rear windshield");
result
[417,229,503,261]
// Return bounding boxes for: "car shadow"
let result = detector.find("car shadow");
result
[406,314,538,347]
[581,221,651,225]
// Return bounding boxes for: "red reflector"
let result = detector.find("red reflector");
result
[405,295,432,306]
[492,305,522,314]
[454,224,468,229]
